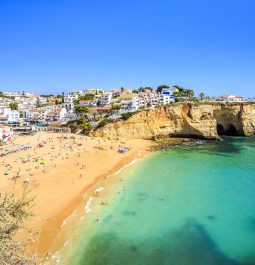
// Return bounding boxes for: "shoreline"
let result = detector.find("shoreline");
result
[43,137,205,263]
[45,152,147,264]
[1,132,211,262]
[0,132,152,258]
[37,148,149,257]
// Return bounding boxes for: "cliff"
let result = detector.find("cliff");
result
[91,102,255,140]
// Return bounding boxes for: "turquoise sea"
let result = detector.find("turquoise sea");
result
[64,137,255,265]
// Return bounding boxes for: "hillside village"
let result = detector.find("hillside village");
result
[0,86,249,135]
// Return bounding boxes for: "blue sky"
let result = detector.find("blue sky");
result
[0,0,255,97]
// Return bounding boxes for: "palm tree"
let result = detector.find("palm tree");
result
[186,89,194,98]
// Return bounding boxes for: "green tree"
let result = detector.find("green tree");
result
[172,85,185,93]
[139,87,153,92]
[0,91,3,97]
[82,121,91,133]
[121,111,137,120]
[156,85,170,93]
[78,117,91,134]
[55,99,62,105]
[35,98,43,108]
[132,90,139,94]
[186,89,194,98]
[111,104,121,114]
[97,118,114,128]
[199,92,205,101]
[74,95,94,105]
[75,105,89,116]
[9,102,18,110]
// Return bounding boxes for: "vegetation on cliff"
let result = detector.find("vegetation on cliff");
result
[97,118,114,128]
[0,189,39,265]
[120,111,139,120]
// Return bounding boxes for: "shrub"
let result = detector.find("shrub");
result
[175,97,199,103]
[97,118,114,128]
[0,189,40,264]
[121,111,138,120]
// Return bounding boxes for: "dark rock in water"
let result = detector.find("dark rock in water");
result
[102,215,114,223]
[207,215,216,220]
[152,137,207,151]
[137,192,149,202]
[137,192,149,198]
[122,210,137,217]
[130,245,139,252]
[76,218,255,265]
[249,218,255,231]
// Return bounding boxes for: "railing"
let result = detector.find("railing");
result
[36,126,71,133]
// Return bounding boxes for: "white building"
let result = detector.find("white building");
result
[98,94,112,106]
[79,100,96,107]
[3,91,36,98]
[62,102,74,112]
[23,108,48,121]
[63,112,79,121]
[137,92,160,108]
[23,106,66,122]
[72,90,84,96]
[62,93,78,111]
[84,89,104,95]
[120,100,132,111]
[38,96,47,105]
[159,94,175,105]
[216,94,244,102]
[64,93,79,103]
[161,86,179,94]
[0,108,20,122]
[45,107,67,121]
[131,96,140,111]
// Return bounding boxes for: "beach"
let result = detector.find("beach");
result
[0,131,151,256]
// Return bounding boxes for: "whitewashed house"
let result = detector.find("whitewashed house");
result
[64,93,78,103]
[45,107,67,121]
[79,100,96,107]
[23,108,48,121]
[216,94,244,102]
[0,108,20,122]
[98,93,112,106]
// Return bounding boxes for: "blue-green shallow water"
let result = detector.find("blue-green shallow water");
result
[68,137,255,265]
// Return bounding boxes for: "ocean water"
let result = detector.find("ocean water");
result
[65,137,255,265]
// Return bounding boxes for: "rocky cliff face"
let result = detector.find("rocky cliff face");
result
[91,102,255,140]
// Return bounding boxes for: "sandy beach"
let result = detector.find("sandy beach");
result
[0,131,151,257]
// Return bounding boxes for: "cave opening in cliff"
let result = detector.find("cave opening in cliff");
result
[217,124,225,135]
[226,124,237,136]
[217,123,237,136]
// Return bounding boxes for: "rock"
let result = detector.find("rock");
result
[91,102,255,140]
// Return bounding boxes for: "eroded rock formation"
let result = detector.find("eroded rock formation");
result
[91,102,255,140]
